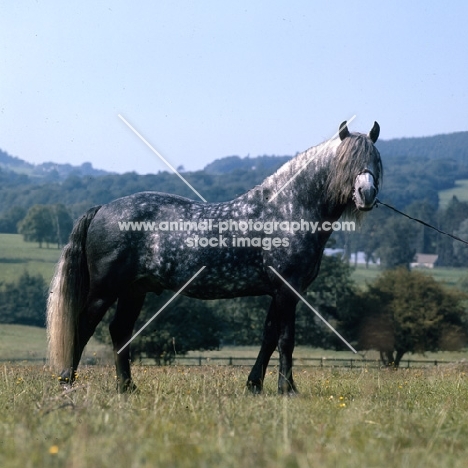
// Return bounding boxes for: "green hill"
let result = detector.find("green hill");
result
[0,233,60,284]
[439,179,468,207]
[376,131,468,163]
[0,147,111,181]
[0,324,47,361]
[2,130,468,218]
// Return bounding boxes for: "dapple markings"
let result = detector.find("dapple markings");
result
[47,121,382,393]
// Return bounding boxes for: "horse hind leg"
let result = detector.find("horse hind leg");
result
[109,292,146,393]
[247,297,279,394]
[60,291,117,385]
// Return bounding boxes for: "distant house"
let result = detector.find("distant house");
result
[349,251,380,266]
[410,253,439,269]
[324,248,345,257]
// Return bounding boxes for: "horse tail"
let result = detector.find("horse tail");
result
[46,205,102,372]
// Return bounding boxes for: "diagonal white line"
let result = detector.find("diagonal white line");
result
[117,266,206,354]
[268,115,356,203]
[268,266,358,354]
[118,114,207,202]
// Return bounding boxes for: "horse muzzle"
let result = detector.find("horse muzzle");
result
[353,172,377,211]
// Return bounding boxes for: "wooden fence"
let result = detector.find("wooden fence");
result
[169,355,458,369]
[0,355,462,369]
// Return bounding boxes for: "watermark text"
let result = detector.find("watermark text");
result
[117,219,355,234]
[117,218,355,251]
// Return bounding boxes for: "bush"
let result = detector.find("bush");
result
[356,268,468,366]
[0,271,47,327]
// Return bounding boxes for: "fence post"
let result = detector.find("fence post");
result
[199,356,202,366]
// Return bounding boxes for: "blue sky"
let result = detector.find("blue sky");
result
[1,1,467,174]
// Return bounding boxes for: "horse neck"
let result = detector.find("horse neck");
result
[258,139,343,216]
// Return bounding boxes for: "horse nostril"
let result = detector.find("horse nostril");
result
[357,185,376,203]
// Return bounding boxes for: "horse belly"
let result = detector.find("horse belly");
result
[152,246,272,299]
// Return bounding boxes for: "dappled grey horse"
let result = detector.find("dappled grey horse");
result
[47,120,382,393]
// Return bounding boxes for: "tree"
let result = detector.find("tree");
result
[0,205,26,233]
[355,208,387,268]
[0,271,47,327]
[93,251,358,357]
[377,217,417,269]
[453,218,468,265]
[48,204,73,247]
[17,204,72,248]
[211,251,359,349]
[18,205,55,248]
[437,197,468,266]
[298,253,358,349]
[212,295,269,346]
[134,294,222,363]
[356,268,467,366]
[95,293,223,364]
[406,200,438,254]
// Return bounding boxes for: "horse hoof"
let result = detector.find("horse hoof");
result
[278,383,299,396]
[58,370,75,387]
[118,379,138,394]
[246,380,263,395]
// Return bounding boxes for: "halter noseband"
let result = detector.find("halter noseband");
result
[356,169,378,190]
[352,169,379,206]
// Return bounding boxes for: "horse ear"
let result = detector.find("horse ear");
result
[339,121,350,140]
[369,121,380,143]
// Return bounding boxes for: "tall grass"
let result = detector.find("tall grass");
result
[1,364,468,467]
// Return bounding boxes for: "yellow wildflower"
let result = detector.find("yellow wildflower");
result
[49,445,59,455]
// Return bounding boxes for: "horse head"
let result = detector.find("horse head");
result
[337,120,381,212]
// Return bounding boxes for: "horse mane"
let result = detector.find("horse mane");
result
[260,139,338,195]
[260,132,381,223]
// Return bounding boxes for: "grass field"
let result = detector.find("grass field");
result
[351,264,468,290]
[0,324,111,365]
[0,325,49,361]
[0,233,60,284]
[439,178,468,207]
[1,363,468,467]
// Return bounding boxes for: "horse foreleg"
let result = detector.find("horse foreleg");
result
[109,292,146,393]
[276,287,299,395]
[247,298,279,394]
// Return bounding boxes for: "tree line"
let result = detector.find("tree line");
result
[2,256,467,366]
[6,194,468,267]
[87,257,468,367]
[2,137,468,361]
[1,140,468,262]
[16,204,73,248]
